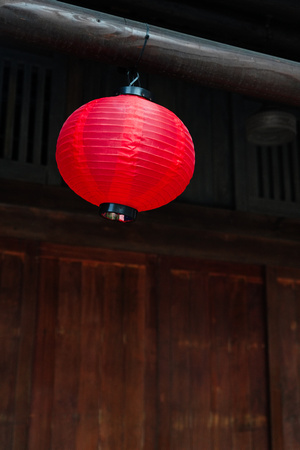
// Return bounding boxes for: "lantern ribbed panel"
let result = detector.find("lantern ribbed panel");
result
[56,95,195,211]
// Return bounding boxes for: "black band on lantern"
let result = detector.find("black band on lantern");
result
[99,203,138,222]
[116,85,153,100]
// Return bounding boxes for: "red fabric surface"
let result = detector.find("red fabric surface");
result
[56,94,195,211]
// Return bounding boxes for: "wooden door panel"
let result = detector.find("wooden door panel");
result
[158,259,269,450]
[28,246,156,450]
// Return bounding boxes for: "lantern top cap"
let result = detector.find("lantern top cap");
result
[116,86,153,101]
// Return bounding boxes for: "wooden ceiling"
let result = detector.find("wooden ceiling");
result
[61,0,300,62]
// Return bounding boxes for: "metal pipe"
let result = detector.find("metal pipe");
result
[1,0,300,105]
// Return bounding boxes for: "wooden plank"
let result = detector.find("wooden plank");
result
[99,262,147,449]
[32,65,45,165]
[0,337,18,448]
[28,257,59,450]
[142,255,159,450]
[0,252,23,449]
[271,146,281,201]
[209,274,233,450]
[169,269,192,449]
[267,267,285,450]
[157,258,172,449]
[40,242,148,266]
[261,147,272,200]
[12,246,39,450]
[282,144,292,201]
[0,252,23,336]
[99,263,129,448]
[189,272,211,448]
[51,260,82,449]
[3,179,300,264]
[246,280,269,449]
[18,64,31,164]
[3,0,300,106]
[248,144,259,199]
[229,276,252,450]
[122,264,147,449]
[75,262,104,450]
[3,60,17,160]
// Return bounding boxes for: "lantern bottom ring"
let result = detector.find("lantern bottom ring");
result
[99,203,138,223]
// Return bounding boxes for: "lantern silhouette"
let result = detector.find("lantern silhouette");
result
[56,86,195,222]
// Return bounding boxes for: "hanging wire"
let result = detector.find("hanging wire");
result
[127,24,150,87]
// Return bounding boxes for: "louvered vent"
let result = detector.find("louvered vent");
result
[233,96,300,218]
[247,138,300,216]
[0,48,66,184]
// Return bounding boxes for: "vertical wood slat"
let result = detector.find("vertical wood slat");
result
[29,257,59,450]
[0,60,4,113]
[18,65,31,164]
[261,147,272,200]
[282,145,292,202]
[99,264,128,449]
[246,280,269,450]
[209,274,233,450]
[47,56,67,185]
[248,144,259,198]
[0,252,23,449]
[3,60,17,159]
[122,265,147,449]
[51,260,82,449]
[143,256,159,450]
[33,66,46,165]
[190,273,211,449]
[75,262,103,450]
[271,146,281,201]
[0,60,5,153]
[169,270,192,450]
[99,263,147,449]
[167,270,212,449]
[229,277,252,450]
[266,266,286,450]
[12,247,39,450]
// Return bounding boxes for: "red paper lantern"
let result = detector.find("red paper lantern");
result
[56,87,195,222]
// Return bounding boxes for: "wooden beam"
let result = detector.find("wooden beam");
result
[1,0,300,105]
[1,180,300,267]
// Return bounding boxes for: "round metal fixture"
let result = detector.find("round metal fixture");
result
[246,110,297,146]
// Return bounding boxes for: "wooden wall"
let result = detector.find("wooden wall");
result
[1,205,300,450]
[1,40,300,450]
